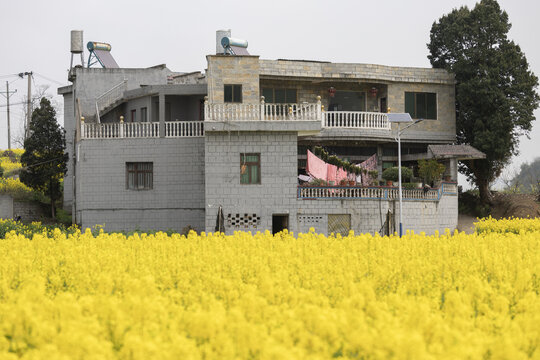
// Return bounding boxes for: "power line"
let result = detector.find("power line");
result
[34,72,66,86]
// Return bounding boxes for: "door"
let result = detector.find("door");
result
[272,214,289,234]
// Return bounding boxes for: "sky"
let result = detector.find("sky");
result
[0,0,539,188]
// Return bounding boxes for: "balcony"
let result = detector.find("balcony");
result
[81,120,204,139]
[204,102,322,122]
[323,111,390,130]
[297,182,457,201]
[204,98,391,132]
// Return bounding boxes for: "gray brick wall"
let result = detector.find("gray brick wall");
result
[205,131,298,233]
[204,131,458,236]
[76,137,205,232]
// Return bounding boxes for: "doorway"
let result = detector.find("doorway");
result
[272,214,289,234]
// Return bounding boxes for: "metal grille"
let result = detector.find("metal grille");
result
[328,214,351,235]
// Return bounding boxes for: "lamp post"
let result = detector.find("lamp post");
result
[387,113,423,237]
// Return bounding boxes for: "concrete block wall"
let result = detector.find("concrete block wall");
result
[60,67,173,215]
[204,131,298,233]
[296,193,458,236]
[76,137,205,232]
[0,195,13,220]
[206,55,260,104]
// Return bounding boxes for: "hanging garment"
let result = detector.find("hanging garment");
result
[327,164,338,184]
[306,150,327,180]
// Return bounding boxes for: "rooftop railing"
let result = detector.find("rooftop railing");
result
[81,121,204,139]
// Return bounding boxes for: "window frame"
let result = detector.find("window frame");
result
[404,92,437,120]
[140,107,147,122]
[130,109,137,122]
[261,88,297,103]
[240,153,261,185]
[126,162,153,190]
[224,84,243,103]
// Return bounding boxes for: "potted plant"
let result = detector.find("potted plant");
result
[381,167,412,186]
[418,159,446,187]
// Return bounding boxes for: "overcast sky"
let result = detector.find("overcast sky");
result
[1,0,539,186]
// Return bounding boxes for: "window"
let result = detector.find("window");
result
[240,153,260,184]
[130,109,136,122]
[262,88,297,103]
[126,162,153,190]
[141,107,147,122]
[328,214,351,235]
[224,84,242,103]
[405,92,437,120]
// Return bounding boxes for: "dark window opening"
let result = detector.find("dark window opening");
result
[262,88,297,103]
[141,107,147,122]
[225,84,242,103]
[405,92,437,120]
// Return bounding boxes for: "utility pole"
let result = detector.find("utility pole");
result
[18,71,32,139]
[0,81,17,149]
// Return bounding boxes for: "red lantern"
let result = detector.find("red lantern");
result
[328,87,336,97]
[370,87,378,97]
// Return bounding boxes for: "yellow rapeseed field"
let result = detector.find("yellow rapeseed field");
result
[0,219,539,359]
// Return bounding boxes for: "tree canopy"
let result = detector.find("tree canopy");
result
[427,0,539,203]
[20,97,68,217]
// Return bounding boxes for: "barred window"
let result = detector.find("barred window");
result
[126,162,153,190]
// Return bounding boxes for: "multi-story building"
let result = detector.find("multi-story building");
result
[58,31,484,235]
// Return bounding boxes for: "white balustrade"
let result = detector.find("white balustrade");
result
[324,111,391,130]
[298,186,441,201]
[81,121,204,139]
[204,102,321,121]
[165,121,204,137]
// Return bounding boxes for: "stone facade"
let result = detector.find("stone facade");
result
[206,55,260,104]
[259,59,455,85]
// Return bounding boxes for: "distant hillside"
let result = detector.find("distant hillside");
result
[511,158,540,193]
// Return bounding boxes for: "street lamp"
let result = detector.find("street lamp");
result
[387,113,423,237]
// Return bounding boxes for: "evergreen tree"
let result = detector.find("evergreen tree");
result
[428,0,539,203]
[20,98,68,218]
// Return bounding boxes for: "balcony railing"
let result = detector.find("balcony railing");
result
[324,111,390,130]
[298,182,457,201]
[204,97,322,122]
[81,121,204,139]
[204,97,391,131]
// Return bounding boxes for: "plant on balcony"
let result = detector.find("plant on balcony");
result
[308,178,328,187]
[418,159,446,187]
[382,167,413,184]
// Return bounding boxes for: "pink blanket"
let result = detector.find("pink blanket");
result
[306,150,327,180]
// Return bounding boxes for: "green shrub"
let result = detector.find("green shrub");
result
[381,167,413,182]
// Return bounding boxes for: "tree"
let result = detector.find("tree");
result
[427,0,539,204]
[508,157,540,193]
[20,97,68,218]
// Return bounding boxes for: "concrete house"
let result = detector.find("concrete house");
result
[59,30,483,235]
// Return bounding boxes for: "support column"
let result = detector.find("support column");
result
[376,144,383,183]
[159,94,165,138]
[449,158,458,181]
